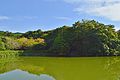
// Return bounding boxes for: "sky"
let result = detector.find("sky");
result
[0,0,120,32]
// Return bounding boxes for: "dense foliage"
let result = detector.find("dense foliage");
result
[0,20,120,56]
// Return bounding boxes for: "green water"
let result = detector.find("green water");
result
[0,57,120,80]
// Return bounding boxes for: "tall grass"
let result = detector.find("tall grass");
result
[0,50,23,58]
[0,50,52,57]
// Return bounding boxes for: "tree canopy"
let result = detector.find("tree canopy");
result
[0,20,120,56]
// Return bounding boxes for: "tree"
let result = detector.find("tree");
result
[2,37,20,50]
[0,38,6,50]
[21,29,42,39]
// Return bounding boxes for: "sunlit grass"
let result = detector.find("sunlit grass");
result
[0,50,23,58]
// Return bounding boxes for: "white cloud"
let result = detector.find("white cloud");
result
[55,16,71,20]
[64,0,120,21]
[87,3,120,21]
[0,16,9,20]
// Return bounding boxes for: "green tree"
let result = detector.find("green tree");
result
[0,38,6,50]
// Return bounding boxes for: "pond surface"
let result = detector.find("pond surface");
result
[0,57,120,80]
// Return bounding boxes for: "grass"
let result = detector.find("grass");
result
[0,50,51,57]
[0,50,23,58]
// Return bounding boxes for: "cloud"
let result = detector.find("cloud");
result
[86,3,120,21]
[0,69,56,80]
[0,16,9,20]
[55,16,71,20]
[64,0,120,21]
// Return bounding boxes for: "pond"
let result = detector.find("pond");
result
[0,57,120,80]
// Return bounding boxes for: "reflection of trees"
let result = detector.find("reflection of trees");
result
[0,57,18,73]
[0,57,45,75]
[104,57,120,80]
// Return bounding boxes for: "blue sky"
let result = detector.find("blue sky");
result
[0,0,120,32]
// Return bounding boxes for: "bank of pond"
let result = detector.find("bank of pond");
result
[0,50,119,57]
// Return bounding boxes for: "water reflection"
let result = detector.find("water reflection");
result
[0,57,19,74]
[1,57,120,80]
[0,69,55,80]
[0,57,45,74]
[104,57,120,80]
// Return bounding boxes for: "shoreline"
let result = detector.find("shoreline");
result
[0,50,119,57]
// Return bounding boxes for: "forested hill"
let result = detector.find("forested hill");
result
[0,20,120,56]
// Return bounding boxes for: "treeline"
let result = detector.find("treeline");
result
[0,37,45,50]
[0,20,120,56]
